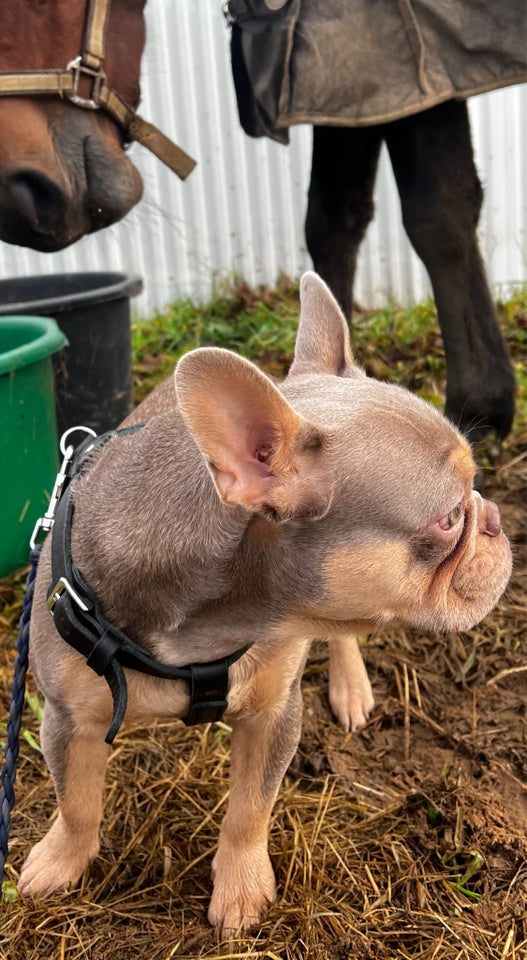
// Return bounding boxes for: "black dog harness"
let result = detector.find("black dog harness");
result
[33,427,250,745]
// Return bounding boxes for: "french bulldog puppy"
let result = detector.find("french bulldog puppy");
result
[19,272,511,934]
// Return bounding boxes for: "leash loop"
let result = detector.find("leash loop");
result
[60,426,97,457]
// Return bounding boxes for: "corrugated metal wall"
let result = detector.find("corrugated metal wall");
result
[0,2,525,317]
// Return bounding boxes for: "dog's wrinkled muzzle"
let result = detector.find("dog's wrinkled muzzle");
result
[446,490,511,615]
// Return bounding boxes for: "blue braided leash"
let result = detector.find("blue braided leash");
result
[0,544,42,896]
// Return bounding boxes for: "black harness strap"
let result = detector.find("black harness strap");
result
[46,428,250,744]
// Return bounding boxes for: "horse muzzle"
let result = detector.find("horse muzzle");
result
[0,102,143,251]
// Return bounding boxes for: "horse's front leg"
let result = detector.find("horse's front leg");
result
[386,99,515,441]
[305,125,383,322]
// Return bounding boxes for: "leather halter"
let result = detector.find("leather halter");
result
[0,0,196,180]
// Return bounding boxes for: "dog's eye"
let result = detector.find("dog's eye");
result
[438,502,464,531]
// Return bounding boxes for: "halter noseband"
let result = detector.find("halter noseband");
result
[0,0,196,180]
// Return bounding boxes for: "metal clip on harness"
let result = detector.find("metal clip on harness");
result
[30,426,97,550]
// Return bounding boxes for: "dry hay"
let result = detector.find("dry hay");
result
[0,298,526,960]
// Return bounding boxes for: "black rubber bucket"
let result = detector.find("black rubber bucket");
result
[0,272,143,438]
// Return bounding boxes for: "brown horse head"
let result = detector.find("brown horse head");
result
[0,1,146,251]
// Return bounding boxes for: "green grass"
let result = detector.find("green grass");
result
[131,276,527,439]
[131,275,300,402]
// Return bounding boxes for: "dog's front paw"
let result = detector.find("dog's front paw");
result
[328,639,375,732]
[18,818,99,898]
[208,842,276,936]
[329,669,375,732]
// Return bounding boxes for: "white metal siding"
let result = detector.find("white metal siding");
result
[0,1,525,317]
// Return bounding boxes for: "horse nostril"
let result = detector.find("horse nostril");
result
[0,168,74,250]
[5,169,67,237]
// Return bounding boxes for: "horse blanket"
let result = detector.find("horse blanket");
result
[227,0,527,143]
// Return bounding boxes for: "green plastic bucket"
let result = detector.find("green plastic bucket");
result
[0,316,68,577]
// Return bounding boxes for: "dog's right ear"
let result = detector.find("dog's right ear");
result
[288,271,363,379]
[175,348,326,517]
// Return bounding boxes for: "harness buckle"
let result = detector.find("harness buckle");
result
[65,56,106,109]
[47,577,92,616]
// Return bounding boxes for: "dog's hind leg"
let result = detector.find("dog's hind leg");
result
[18,699,109,897]
[328,635,375,732]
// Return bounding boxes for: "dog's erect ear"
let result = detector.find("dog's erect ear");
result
[288,271,362,378]
[175,348,325,515]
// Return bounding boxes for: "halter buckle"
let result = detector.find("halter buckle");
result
[65,56,105,109]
